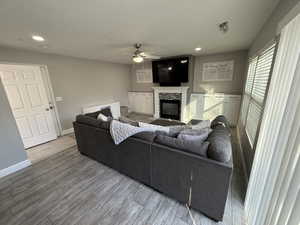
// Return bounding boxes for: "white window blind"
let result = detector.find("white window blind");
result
[246,101,262,146]
[240,42,276,147]
[241,94,250,126]
[245,57,257,94]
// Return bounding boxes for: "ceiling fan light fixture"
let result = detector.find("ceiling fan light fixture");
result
[195,47,202,52]
[32,35,45,42]
[133,55,144,63]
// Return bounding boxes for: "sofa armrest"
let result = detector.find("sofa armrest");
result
[151,142,233,221]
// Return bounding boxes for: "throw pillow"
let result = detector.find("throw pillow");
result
[99,107,113,117]
[97,113,112,122]
[85,107,113,119]
[178,128,212,140]
[211,115,230,129]
[76,115,102,127]
[76,115,111,130]
[207,127,232,162]
[155,135,209,157]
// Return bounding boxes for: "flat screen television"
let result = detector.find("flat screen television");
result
[152,57,189,86]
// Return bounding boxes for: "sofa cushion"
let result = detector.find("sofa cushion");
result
[155,135,209,157]
[85,107,112,119]
[76,115,111,130]
[133,131,156,142]
[207,127,232,162]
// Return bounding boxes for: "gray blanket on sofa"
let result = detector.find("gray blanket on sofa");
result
[110,120,151,145]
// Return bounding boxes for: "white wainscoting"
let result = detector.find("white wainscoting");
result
[128,92,153,115]
[190,93,241,126]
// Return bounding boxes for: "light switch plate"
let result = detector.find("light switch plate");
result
[55,97,63,102]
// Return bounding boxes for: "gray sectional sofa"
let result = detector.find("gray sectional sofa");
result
[73,114,233,221]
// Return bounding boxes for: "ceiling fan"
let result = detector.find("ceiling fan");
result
[132,43,161,63]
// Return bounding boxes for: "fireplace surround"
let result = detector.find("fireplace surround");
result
[153,86,189,122]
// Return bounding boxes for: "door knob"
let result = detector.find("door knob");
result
[46,108,50,111]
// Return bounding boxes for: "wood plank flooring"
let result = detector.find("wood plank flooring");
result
[0,130,246,225]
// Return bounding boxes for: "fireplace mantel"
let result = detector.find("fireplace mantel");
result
[152,86,189,122]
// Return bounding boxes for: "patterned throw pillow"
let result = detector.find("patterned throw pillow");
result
[97,113,112,122]
[85,107,112,119]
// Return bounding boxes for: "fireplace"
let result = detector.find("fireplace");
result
[160,99,181,120]
[153,86,189,122]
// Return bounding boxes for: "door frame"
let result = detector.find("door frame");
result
[0,62,62,137]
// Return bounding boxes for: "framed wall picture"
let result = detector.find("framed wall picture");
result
[202,60,234,81]
[136,69,152,83]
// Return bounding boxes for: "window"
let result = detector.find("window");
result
[241,42,277,147]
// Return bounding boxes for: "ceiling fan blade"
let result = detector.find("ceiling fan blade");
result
[141,52,161,59]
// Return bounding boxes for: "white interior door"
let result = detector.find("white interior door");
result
[0,64,57,148]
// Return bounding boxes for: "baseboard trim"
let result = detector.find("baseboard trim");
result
[61,128,74,136]
[0,160,31,178]
[236,125,249,185]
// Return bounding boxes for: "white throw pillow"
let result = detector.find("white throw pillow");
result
[97,113,109,121]
[138,122,170,133]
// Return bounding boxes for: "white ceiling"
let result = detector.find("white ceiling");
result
[0,0,279,64]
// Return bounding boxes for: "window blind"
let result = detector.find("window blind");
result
[241,95,250,126]
[246,101,262,145]
[240,41,276,147]
[245,57,257,94]
[252,43,276,104]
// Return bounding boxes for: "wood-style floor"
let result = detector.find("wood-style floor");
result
[0,130,246,225]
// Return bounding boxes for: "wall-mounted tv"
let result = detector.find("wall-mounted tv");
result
[152,57,189,86]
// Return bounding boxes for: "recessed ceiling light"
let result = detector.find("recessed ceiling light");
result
[195,47,202,52]
[32,35,45,42]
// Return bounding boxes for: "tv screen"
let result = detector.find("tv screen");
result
[152,57,189,86]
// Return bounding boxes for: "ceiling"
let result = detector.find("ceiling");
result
[0,0,279,64]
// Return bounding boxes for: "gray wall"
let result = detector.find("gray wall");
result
[193,50,248,95]
[130,52,248,96]
[0,79,27,170]
[238,0,300,178]
[249,0,300,56]
[130,61,158,92]
[0,46,131,130]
